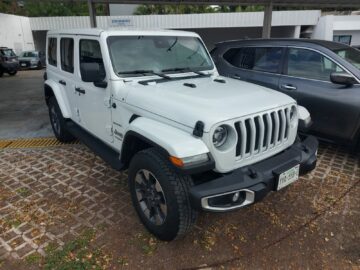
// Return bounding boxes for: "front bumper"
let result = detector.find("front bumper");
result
[189,135,318,212]
[1,62,19,72]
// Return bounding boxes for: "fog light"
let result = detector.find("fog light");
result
[232,192,240,202]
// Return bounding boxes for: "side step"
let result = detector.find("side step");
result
[66,121,124,171]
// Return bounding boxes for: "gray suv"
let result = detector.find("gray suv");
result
[211,39,360,146]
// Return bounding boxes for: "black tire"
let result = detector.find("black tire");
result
[37,62,42,70]
[8,70,17,76]
[128,148,197,241]
[0,70,3,77]
[48,96,75,142]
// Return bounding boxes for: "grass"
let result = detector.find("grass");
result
[16,187,31,197]
[25,229,112,270]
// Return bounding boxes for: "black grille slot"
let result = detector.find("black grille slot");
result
[235,122,241,157]
[270,112,276,145]
[244,119,251,154]
[254,116,261,152]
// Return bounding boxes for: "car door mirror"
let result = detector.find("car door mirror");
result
[80,62,107,88]
[330,72,357,86]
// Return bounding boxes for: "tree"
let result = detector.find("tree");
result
[0,0,108,17]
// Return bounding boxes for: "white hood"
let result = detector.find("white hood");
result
[122,76,296,132]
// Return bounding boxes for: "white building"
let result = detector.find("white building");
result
[1,10,360,54]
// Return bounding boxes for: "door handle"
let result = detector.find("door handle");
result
[59,80,66,86]
[281,84,297,90]
[75,87,86,94]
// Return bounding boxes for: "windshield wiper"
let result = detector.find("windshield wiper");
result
[118,69,171,79]
[162,67,208,76]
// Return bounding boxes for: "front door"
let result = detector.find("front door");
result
[74,38,113,144]
[279,47,360,141]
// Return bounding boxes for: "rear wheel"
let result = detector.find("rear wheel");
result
[48,97,75,142]
[8,70,17,76]
[128,148,197,241]
[0,69,3,77]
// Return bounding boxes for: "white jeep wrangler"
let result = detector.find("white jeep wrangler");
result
[44,28,318,241]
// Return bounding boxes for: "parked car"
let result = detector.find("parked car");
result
[18,50,45,69]
[211,39,360,146]
[45,29,318,241]
[0,47,19,77]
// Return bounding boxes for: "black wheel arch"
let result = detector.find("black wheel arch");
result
[121,130,169,170]
[44,83,55,105]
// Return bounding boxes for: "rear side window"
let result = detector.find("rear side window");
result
[223,47,283,74]
[48,38,57,66]
[60,38,74,73]
[79,39,105,81]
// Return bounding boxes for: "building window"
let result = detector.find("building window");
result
[333,35,352,45]
[223,47,283,74]
[60,38,74,73]
[48,38,57,66]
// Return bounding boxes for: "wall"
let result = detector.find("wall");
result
[109,4,138,16]
[312,15,360,45]
[189,26,297,49]
[0,13,34,54]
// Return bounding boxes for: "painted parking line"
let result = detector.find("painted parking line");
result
[0,137,79,149]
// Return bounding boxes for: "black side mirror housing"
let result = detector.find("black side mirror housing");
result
[80,62,107,88]
[330,72,358,86]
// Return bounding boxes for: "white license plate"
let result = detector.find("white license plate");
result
[21,63,26,67]
[276,164,300,190]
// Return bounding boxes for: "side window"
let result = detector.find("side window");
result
[48,38,57,66]
[79,39,105,81]
[223,47,283,73]
[287,48,344,81]
[60,38,74,73]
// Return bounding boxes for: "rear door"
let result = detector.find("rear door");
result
[219,46,284,90]
[279,47,360,140]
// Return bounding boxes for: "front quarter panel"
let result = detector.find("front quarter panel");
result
[125,117,209,158]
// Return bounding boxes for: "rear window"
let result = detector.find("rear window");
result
[48,38,57,66]
[60,38,74,73]
[223,47,283,74]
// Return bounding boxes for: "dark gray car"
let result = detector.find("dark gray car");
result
[211,39,360,146]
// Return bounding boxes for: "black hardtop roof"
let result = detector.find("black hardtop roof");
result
[216,38,349,51]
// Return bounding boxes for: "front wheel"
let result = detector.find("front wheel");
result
[8,70,17,76]
[37,62,42,70]
[128,148,197,241]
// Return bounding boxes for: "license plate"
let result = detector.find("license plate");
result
[21,63,26,67]
[276,164,300,190]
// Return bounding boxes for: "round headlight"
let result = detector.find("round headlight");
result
[290,106,297,121]
[213,125,228,148]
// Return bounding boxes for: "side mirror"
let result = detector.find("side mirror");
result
[80,62,107,88]
[330,72,357,86]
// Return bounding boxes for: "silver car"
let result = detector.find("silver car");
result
[18,51,45,70]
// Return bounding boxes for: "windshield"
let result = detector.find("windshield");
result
[21,51,38,58]
[107,35,213,77]
[333,47,360,69]
[0,49,16,57]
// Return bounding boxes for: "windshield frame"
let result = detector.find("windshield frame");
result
[106,35,215,78]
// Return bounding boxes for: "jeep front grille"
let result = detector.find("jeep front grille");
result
[234,107,291,158]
